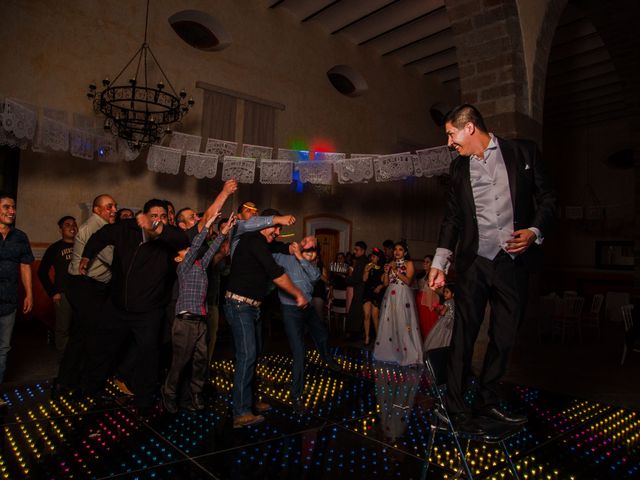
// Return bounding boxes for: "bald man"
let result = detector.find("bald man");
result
[54,194,117,398]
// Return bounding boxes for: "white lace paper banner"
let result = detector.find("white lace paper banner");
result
[242,144,273,161]
[72,112,96,130]
[374,152,415,182]
[169,132,202,154]
[313,151,346,162]
[147,145,182,174]
[297,161,333,185]
[2,98,37,140]
[221,156,256,183]
[414,145,452,177]
[185,151,218,179]
[276,148,307,162]
[205,138,237,158]
[70,128,95,160]
[259,160,293,184]
[40,115,70,152]
[350,153,380,158]
[334,157,374,184]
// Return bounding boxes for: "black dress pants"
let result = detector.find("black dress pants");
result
[445,252,528,413]
[81,299,165,407]
[57,275,109,388]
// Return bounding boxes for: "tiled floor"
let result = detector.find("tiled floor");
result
[0,345,639,479]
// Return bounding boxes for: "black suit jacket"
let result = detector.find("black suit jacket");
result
[437,137,556,273]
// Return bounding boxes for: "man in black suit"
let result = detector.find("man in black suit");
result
[428,104,555,433]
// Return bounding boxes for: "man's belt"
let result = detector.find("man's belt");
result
[176,312,207,321]
[225,291,261,307]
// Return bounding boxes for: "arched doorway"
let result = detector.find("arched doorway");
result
[304,215,351,264]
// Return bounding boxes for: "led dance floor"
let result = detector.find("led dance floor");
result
[0,346,638,479]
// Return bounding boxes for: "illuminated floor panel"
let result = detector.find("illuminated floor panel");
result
[0,347,637,479]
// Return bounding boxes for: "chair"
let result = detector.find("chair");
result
[581,294,604,339]
[552,296,585,343]
[423,347,522,480]
[605,292,630,322]
[327,288,347,334]
[620,305,639,365]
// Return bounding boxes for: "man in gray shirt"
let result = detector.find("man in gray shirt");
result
[55,194,117,396]
[429,105,555,434]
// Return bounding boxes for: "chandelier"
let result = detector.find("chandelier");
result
[87,0,194,149]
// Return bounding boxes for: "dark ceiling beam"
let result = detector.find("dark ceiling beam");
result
[547,49,611,76]
[301,1,341,23]
[381,27,450,57]
[545,82,623,104]
[330,0,399,35]
[549,34,604,62]
[546,62,616,89]
[357,5,445,46]
[545,91,625,112]
[546,72,621,97]
[268,0,286,8]
[404,46,455,67]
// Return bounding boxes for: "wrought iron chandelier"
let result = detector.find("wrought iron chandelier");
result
[87,0,194,149]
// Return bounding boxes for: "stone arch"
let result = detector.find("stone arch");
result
[444,0,535,140]
[530,0,569,124]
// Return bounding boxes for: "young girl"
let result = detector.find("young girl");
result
[373,242,423,366]
[423,284,455,352]
[416,255,440,340]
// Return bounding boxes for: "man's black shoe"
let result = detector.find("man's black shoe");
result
[160,387,178,414]
[184,393,205,412]
[431,408,486,436]
[478,405,527,425]
[476,417,524,442]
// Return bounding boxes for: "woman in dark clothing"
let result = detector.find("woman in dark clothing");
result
[362,248,385,346]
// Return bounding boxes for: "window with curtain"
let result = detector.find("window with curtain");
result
[198,82,283,149]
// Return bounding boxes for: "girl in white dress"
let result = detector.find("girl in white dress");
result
[373,242,423,366]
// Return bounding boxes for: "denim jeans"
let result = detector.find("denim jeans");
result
[281,304,331,399]
[0,310,17,383]
[224,300,262,417]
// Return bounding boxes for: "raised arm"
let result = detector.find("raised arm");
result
[197,179,238,232]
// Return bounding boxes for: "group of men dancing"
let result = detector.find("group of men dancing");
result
[2,103,555,437]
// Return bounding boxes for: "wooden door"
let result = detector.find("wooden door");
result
[315,228,340,265]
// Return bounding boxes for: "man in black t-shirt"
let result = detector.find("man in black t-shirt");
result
[224,220,307,428]
[37,216,77,357]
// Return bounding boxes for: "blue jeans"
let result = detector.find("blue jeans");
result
[224,300,262,417]
[281,304,331,399]
[0,310,17,383]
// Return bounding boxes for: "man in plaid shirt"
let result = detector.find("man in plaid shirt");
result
[162,214,236,413]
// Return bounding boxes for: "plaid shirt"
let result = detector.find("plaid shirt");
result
[175,227,225,316]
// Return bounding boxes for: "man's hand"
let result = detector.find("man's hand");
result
[274,215,296,226]
[23,294,33,314]
[220,213,237,235]
[205,211,222,229]
[505,229,537,254]
[290,242,303,260]
[428,267,446,290]
[137,212,162,238]
[222,179,238,195]
[79,257,90,275]
[295,293,309,309]
[52,293,62,305]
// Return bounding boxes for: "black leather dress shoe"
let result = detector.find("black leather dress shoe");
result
[478,406,527,425]
[431,408,486,436]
